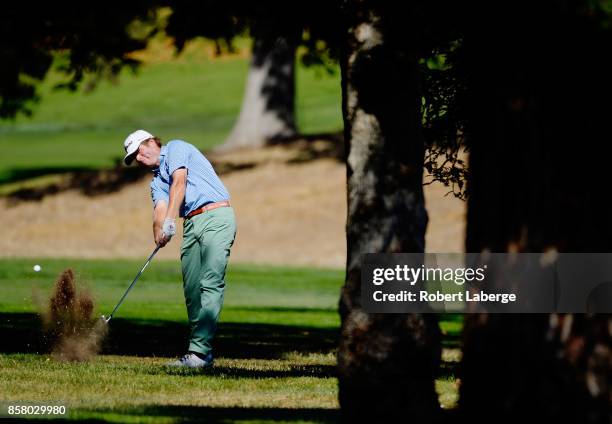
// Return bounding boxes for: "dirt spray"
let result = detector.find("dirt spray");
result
[42,269,107,361]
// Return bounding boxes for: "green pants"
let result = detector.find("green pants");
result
[180,206,236,356]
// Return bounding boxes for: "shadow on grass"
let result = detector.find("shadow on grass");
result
[442,334,461,349]
[438,360,459,379]
[2,163,150,204]
[158,363,337,379]
[6,407,469,424]
[153,356,456,383]
[275,132,345,164]
[0,166,94,185]
[105,405,340,423]
[0,313,338,359]
[7,405,340,423]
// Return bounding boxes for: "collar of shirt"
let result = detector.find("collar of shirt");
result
[153,145,169,175]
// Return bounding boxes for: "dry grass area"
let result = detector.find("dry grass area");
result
[0,142,465,267]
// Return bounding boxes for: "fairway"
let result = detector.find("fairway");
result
[0,259,460,423]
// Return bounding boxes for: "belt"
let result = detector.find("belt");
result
[185,201,231,219]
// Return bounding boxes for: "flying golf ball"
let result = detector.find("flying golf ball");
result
[33,265,41,272]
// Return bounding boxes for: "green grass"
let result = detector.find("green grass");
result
[0,260,343,327]
[0,259,461,422]
[0,46,343,185]
[0,354,339,418]
[0,259,342,422]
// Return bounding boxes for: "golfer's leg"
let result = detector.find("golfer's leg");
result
[190,207,236,356]
[180,219,206,353]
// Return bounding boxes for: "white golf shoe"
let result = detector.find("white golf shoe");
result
[167,352,214,369]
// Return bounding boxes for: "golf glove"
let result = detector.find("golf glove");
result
[162,218,176,239]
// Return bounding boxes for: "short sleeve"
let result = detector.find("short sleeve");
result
[166,141,189,177]
[150,175,169,207]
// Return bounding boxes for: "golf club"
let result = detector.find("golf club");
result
[101,244,161,323]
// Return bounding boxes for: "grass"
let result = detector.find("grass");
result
[0,39,343,186]
[0,354,339,416]
[0,259,461,423]
[0,260,343,327]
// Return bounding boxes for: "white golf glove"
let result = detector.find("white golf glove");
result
[162,218,176,240]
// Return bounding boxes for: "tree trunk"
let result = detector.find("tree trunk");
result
[219,36,297,150]
[337,2,441,422]
[459,2,611,423]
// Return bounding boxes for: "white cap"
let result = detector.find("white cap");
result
[123,129,154,165]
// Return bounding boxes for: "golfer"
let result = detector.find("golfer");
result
[123,129,236,368]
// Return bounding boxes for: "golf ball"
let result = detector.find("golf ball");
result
[33,265,41,272]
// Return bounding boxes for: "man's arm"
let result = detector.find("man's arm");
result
[166,168,187,221]
[155,168,187,247]
[153,200,168,247]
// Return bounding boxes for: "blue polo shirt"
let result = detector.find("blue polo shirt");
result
[150,140,230,217]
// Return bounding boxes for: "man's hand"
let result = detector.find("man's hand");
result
[154,218,176,247]
[162,218,176,238]
[155,228,170,247]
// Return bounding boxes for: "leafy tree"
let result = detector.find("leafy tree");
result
[0,1,157,118]
[453,1,612,422]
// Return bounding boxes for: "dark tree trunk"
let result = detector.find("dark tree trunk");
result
[220,35,297,150]
[337,2,441,422]
[459,2,611,423]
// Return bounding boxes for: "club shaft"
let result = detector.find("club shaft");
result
[107,245,160,321]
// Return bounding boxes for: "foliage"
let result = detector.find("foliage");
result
[0,1,158,118]
[164,0,343,65]
[421,46,468,200]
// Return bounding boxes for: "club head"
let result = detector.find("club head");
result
[100,314,110,324]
